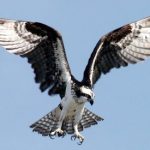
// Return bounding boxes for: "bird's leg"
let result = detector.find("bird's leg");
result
[50,125,66,138]
[50,107,66,138]
[71,124,84,145]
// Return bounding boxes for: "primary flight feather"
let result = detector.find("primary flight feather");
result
[0,17,150,144]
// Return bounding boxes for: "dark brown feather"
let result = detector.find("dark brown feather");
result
[83,18,150,87]
[104,24,132,43]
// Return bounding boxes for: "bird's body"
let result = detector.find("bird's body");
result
[0,17,150,144]
[30,78,102,144]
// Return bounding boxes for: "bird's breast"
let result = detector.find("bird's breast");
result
[62,97,85,117]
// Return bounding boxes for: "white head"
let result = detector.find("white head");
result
[78,86,95,105]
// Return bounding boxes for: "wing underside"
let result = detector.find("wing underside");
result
[0,19,72,98]
[83,17,150,87]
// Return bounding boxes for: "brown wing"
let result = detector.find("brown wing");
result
[0,19,72,98]
[83,17,150,87]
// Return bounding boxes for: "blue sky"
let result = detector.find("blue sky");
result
[0,0,150,150]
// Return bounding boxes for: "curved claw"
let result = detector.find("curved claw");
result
[49,128,65,138]
[49,134,55,139]
[71,133,84,145]
[77,138,84,145]
[61,131,66,138]
[71,135,76,141]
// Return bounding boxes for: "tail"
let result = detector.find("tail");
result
[30,106,62,136]
[62,108,104,134]
[30,106,104,136]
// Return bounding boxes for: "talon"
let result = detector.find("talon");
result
[78,138,84,145]
[49,134,55,139]
[61,131,66,138]
[71,135,76,141]
[49,128,66,138]
[57,132,62,137]
[71,133,84,144]
[58,130,66,137]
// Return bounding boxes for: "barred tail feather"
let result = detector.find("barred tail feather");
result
[30,106,61,136]
[62,108,104,134]
[81,108,104,127]
[30,106,104,137]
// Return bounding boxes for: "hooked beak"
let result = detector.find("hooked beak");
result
[89,99,94,105]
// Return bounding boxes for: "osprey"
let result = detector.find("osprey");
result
[0,17,150,144]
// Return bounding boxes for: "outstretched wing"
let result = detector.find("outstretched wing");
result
[0,19,72,98]
[83,17,150,87]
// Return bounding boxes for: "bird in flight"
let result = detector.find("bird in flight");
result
[0,17,150,144]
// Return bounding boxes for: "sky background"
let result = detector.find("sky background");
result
[0,0,150,150]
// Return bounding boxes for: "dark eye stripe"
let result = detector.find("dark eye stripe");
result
[80,93,91,99]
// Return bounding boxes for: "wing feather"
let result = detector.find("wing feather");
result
[83,17,150,87]
[0,19,72,98]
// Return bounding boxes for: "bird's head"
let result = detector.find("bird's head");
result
[75,85,95,105]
